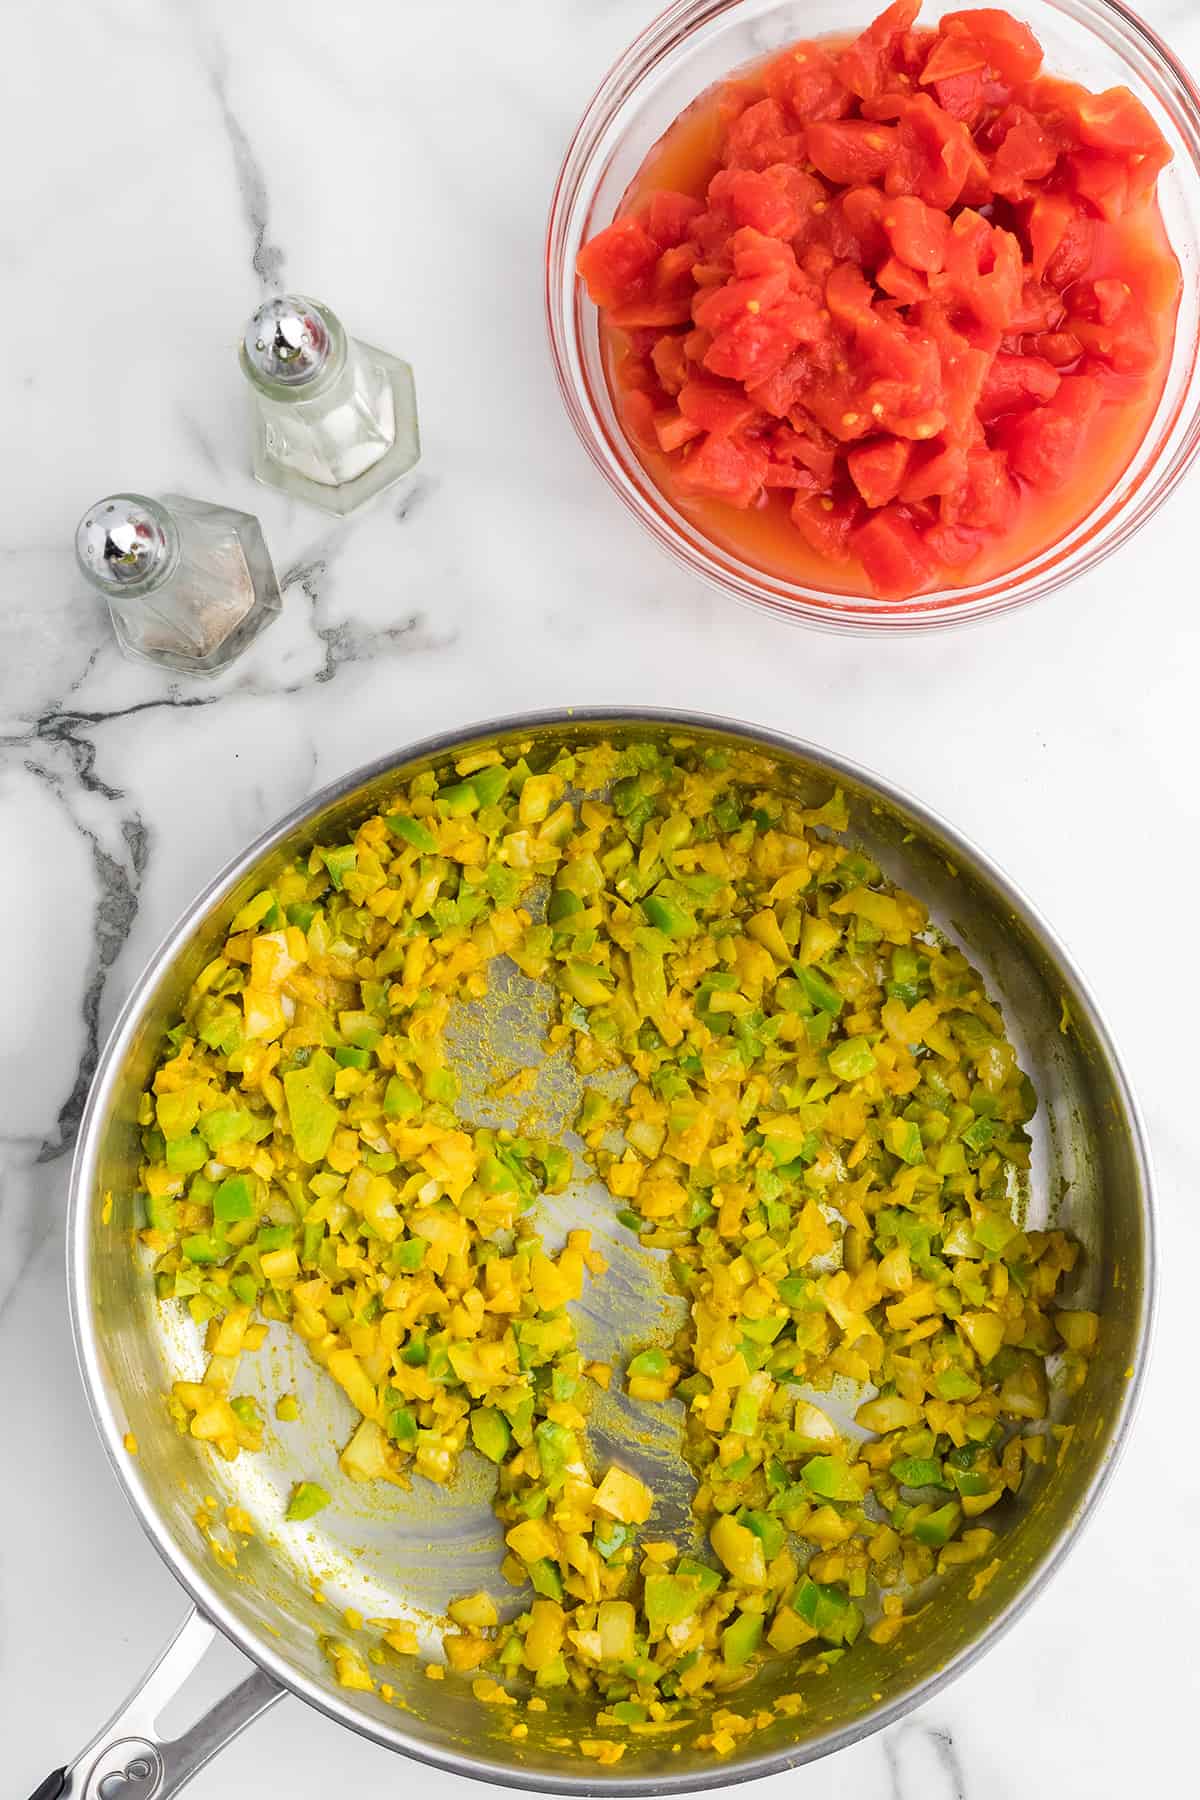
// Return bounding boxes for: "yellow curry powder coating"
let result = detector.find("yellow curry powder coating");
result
[134,736,1096,1748]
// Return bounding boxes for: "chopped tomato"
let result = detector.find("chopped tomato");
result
[979,352,1061,419]
[724,98,806,170]
[654,410,703,453]
[840,185,889,263]
[652,333,690,395]
[901,440,968,502]
[941,10,1044,83]
[1069,149,1132,222]
[643,192,706,249]
[744,353,812,419]
[933,210,1024,329]
[825,260,878,336]
[763,424,831,487]
[837,1,921,102]
[1071,85,1170,162]
[708,165,824,239]
[673,433,770,506]
[582,0,1180,601]
[890,96,986,210]
[696,246,826,386]
[774,422,838,486]
[848,436,912,506]
[609,296,695,329]
[877,255,929,303]
[1068,279,1157,375]
[1008,276,1066,335]
[930,69,990,128]
[1032,330,1084,368]
[762,45,851,122]
[807,120,898,185]
[996,374,1103,488]
[895,27,939,82]
[677,375,763,436]
[987,106,1058,200]
[791,492,862,560]
[1025,193,1095,284]
[763,461,822,490]
[852,506,939,595]
[621,389,660,452]
[881,194,950,272]
[925,520,987,566]
[955,445,1019,528]
[920,33,988,87]
[577,215,659,309]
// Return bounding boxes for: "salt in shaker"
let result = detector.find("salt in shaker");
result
[240,294,420,515]
[75,493,282,676]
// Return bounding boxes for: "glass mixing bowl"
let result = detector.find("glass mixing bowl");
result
[546,0,1200,632]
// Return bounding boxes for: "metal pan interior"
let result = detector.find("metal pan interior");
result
[69,710,1153,1794]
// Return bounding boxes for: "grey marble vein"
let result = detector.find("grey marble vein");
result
[884,1722,967,1800]
[19,764,148,1161]
[2,692,218,799]
[208,59,285,293]
[277,551,452,687]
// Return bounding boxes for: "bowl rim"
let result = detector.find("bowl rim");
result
[68,706,1158,1793]
[545,0,1200,633]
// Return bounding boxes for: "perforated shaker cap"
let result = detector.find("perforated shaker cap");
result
[75,494,177,591]
[243,295,333,385]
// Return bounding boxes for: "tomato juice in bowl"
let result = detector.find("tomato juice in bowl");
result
[547,0,1200,630]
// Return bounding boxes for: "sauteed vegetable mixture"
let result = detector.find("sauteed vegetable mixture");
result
[136,734,1096,1756]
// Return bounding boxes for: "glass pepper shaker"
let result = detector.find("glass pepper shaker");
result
[74,493,282,676]
[239,294,420,514]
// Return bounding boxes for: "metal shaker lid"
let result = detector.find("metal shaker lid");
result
[75,494,176,591]
[243,295,333,386]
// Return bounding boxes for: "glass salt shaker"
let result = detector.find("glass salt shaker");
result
[74,493,282,676]
[239,294,420,514]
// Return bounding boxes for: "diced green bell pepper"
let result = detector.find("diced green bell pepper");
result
[792,1578,861,1645]
[199,1107,253,1149]
[385,813,438,853]
[722,1610,763,1667]
[286,1481,331,1521]
[884,1118,924,1165]
[166,1134,208,1174]
[470,1408,512,1463]
[642,894,696,938]
[383,1077,421,1119]
[797,967,843,1016]
[891,1457,946,1489]
[213,1174,254,1222]
[934,1366,981,1401]
[182,1232,223,1264]
[391,1236,426,1272]
[283,1068,339,1164]
[741,1509,785,1561]
[828,1036,877,1081]
[913,1501,962,1547]
[388,1406,418,1445]
[802,1455,865,1503]
[321,846,357,890]
[529,1559,564,1600]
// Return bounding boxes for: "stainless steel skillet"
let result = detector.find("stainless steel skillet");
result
[38,709,1154,1800]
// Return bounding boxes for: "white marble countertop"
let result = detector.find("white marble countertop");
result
[5,0,1200,1794]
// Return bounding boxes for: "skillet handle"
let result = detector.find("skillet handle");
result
[28,1608,284,1800]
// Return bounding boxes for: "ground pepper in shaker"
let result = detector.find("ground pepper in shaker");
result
[75,493,282,676]
[240,294,420,514]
